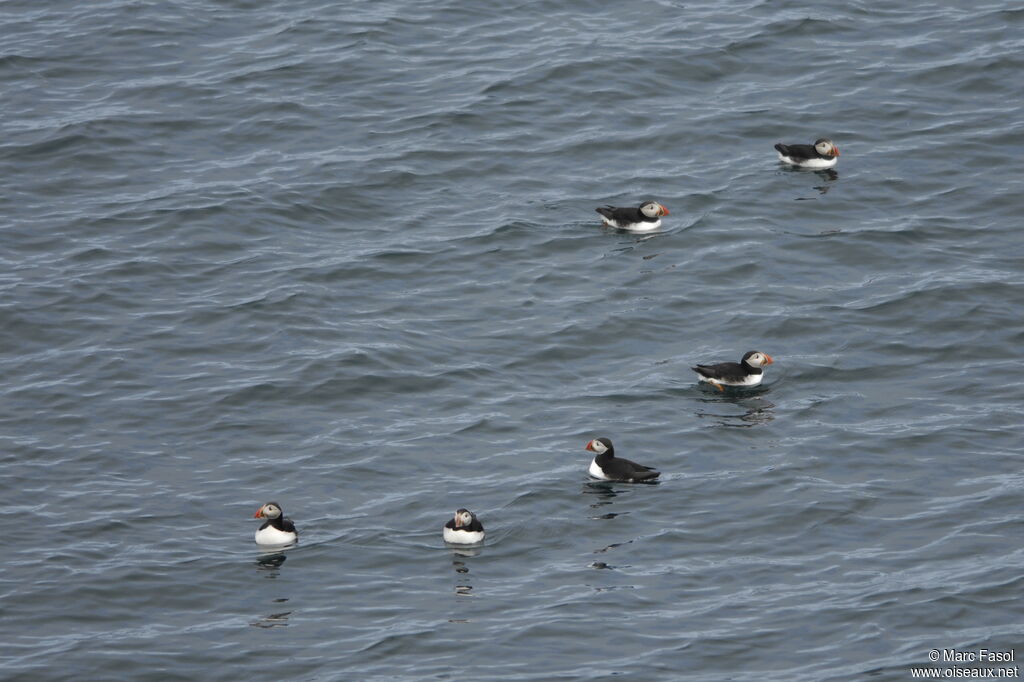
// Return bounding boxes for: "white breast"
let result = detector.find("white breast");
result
[699,373,763,387]
[777,152,837,169]
[588,457,610,479]
[602,217,661,232]
[443,526,485,544]
[255,525,297,546]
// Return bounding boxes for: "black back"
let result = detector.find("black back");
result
[593,439,660,482]
[595,205,657,224]
[260,515,298,536]
[691,351,762,382]
[775,142,831,161]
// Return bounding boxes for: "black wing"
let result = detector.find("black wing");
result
[608,457,660,482]
[775,142,818,160]
[596,205,641,222]
[692,361,746,382]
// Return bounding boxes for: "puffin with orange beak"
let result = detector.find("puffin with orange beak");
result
[443,509,485,545]
[585,437,660,483]
[595,201,669,232]
[774,138,839,169]
[253,502,298,546]
[692,350,774,391]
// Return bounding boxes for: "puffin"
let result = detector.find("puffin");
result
[595,201,669,231]
[585,437,660,482]
[443,509,485,544]
[692,350,773,391]
[253,502,298,546]
[774,138,840,169]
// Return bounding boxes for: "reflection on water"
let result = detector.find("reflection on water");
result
[814,168,839,191]
[593,540,632,554]
[583,481,620,499]
[589,542,634,580]
[582,481,625,519]
[452,559,473,596]
[581,485,639,573]
[255,552,287,573]
[695,388,775,428]
[787,167,839,199]
[250,600,292,629]
[448,546,483,597]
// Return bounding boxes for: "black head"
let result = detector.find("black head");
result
[254,501,284,519]
[639,201,669,219]
[453,509,476,527]
[741,351,773,368]
[585,437,614,455]
[813,139,839,158]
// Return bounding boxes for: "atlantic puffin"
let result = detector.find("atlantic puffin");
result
[253,502,298,546]
[585,437,660,482]
[774,139,840,169]
[595,201,669,231]
[692,350,773,391]
[443,509,485,544]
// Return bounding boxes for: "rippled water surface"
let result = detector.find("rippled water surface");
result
[3,0,1023,680]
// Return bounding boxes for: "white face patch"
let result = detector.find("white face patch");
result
[588,439,608,454]
[455,511,474,527]
[260,504,281,519]
[640,202,660,218]
[814,140,836,156]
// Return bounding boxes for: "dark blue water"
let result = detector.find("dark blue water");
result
[3,0,1023,680]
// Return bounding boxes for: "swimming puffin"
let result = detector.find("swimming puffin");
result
[774,139,840,169]
[692,350,773,391]
[595,201,669,231]
[443,509,485,544]
[253,502,298,546]
[585,437,660,482]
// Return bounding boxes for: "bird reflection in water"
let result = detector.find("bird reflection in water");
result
[582,481,624,520]
[250,599,292,629]
[580,487,637,582]
[255,552,287,572]
[251,555,293,627]
[813,169,839,195]
[788,168,838,199]
[696,391,775,428]
[449,545,482,596]
[588,541,634,580]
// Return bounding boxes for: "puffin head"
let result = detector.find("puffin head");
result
[640,201,670,219]
[585,437,613,455]
[254,502,283,520]
[814,139,839,158]
[453,509,476,528]
[741,351,773,368]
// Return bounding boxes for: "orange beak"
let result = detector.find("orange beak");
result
[832,146,840,157]
[660,204,670,216]
[454,515,463,528]
[585,440,595,452]
[254,508,264,519]
[763,354,774,365]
